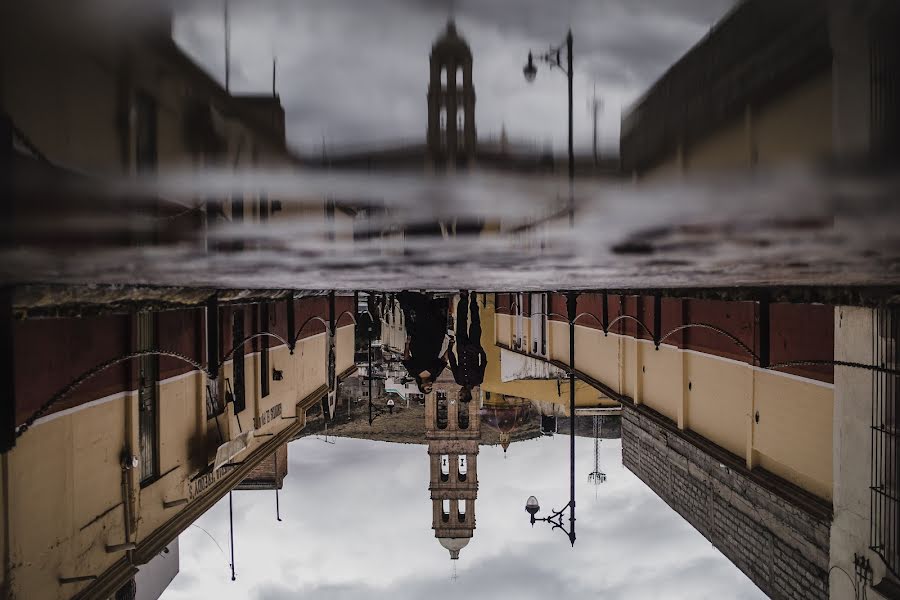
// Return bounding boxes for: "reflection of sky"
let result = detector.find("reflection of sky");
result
[163,435,765,599]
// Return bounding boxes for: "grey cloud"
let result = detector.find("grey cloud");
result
[163,436,764,600]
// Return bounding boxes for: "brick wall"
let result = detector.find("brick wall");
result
[621,405,830,600]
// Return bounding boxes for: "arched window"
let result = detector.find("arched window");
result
[457,111,465,150]
[440,454,450,482]
[456,66,463,89]
[439,107,448,150]
[458,499,467,522]
[457,455,468,482]
[457,400,469,430]
[440,66,448,87]
[436,390,449,429]
[442,499,451,522]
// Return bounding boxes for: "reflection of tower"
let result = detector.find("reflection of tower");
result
[426,387,480,560]
[588,416,607,486]
[427,20,477,169]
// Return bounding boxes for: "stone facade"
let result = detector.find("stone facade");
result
[622,403,831,600]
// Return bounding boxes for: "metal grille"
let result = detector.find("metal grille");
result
[206,381,225,419]
[871,307,900,577]
[870,11,900,158]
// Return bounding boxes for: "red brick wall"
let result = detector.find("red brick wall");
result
[294,297,328,340]
[335,295,355,327]
[158,308,204,380]
[535,293,834,383]
[14,314,131,425]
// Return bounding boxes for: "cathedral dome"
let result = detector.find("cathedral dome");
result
[439,536,471,560]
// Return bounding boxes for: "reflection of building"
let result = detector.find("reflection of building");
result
[480,394,532,454]
[494,289,853,598]
[3,292,356,599]
[484,294,616,413]
[426,384,481,560]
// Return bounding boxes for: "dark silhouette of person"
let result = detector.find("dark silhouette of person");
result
[449,292,487,401]
[398,291,449,394]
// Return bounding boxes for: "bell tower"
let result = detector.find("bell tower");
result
[427,20,476,169]
[426,386,480,559]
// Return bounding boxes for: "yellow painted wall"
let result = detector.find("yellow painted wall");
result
[484,303,609,412]
[295,334,329,401]
[574,327,621,392]
[753,370,833,499]
[6,396,129,599]
[638,69,833,180]
[683,353,751,459]
[495,313,511,349]
[548,320,569,365]
[638,343,684,424]
[756,71,833,166]
[2,321,338,598]
[685,114,748,172]
[494,312,835,501]
[336,324,355,374]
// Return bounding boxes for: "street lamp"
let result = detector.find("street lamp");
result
[524,291,578,546]
[524,495,575,546]
[523,30,574,224]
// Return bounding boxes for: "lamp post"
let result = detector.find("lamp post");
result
[524,291,578,546]
[362,298,389,426]
[524,29,574,225]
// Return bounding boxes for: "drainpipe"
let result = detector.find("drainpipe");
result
[119,451,139,564]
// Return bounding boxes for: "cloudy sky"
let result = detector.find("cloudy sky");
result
[162,435,764,599]
[172,0,735,156]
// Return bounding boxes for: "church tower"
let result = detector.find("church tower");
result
[427,20,476,169]
[425,386,480,559]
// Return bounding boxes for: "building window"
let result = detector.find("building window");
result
[440,454,450,482]
[134,92,157,172]
[871,307,900,577]
[260,304,270,398]
[232,310,247,413]
[456,66,463,89]
[440,66,447,87]
[458,400,469,430]
[439,107,448,150]
[436,391,449,429]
